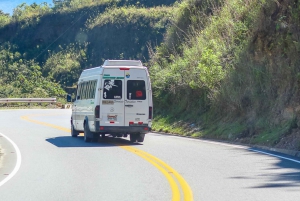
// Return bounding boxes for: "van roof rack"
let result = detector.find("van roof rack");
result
[103,60,143,67]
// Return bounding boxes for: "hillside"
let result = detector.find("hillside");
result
[0,0,176,100]
[150,0,300,151]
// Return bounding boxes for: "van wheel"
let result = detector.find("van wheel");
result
[84,123,92,142]
[71,124,79,137]
[137,134,145,142]
[130,134,138,142]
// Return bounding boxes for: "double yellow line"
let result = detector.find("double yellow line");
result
[21,114,70,132]
[21,114,193,201]
[120,145,193,201]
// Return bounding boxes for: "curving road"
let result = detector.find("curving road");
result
[0,109,300,201]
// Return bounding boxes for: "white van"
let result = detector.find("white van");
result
[67,60,153,143]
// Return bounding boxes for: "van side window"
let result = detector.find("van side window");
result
[79,82,85,100]
[81,82,86,99]
[79,82,84,99]
[76,84,81,100]
[127,80,146,100]
[90,80,97,99]
[86,81,92,99]
[103,80,122,99]
[76,81,97,100]
[88,80,96,99]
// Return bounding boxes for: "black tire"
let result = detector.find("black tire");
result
[84,122,92,143]
[130,134,138,142]
[71,124,80,137]
[137,134,145,142]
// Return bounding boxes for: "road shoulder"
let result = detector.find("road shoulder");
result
[152,131,300,159]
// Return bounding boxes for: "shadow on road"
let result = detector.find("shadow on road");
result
[46,136,142,148]
[230,147,300,189]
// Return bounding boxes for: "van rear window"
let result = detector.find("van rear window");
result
[103,80,122,99]
[127,80,146,100]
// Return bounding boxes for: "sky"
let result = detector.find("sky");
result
[0,0,53,15]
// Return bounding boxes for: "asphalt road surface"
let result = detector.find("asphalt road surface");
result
[0,109,300,201]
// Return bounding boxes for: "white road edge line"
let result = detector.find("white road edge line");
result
[248,149,300,164]
[165,134,300,164]
[0,132,22,187]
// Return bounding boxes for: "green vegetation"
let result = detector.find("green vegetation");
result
[151,0,300,149]
[0,43,65,100]
[88,6,173,29]
[0,0,176,102]
[0,10,10,27]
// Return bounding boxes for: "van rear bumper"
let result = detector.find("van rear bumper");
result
[95,125,151,134]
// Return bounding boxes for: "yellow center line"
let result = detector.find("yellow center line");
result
[21,114,194,201]
[21,114,70,133]
[123,146,193,201]
[120,145,181,201]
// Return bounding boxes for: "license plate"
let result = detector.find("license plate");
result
[108,115,117,121]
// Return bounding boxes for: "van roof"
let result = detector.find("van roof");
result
[80,60,146,79]
[102,60,143,67]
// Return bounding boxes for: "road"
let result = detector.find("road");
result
[0,109,300,201]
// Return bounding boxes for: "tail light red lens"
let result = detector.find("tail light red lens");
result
[149,107,153,119]
[95,105,100,118]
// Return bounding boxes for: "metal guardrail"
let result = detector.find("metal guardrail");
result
[0,98,56,103]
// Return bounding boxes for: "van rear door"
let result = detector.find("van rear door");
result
[124,68,149,127]
[100,68,125,127]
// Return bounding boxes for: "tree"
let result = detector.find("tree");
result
[0,9,10,27]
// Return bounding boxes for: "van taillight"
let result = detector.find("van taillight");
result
[149,107,153,119]
[95,105,100,118]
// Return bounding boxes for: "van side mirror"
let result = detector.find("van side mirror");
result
[66,94,72,102]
